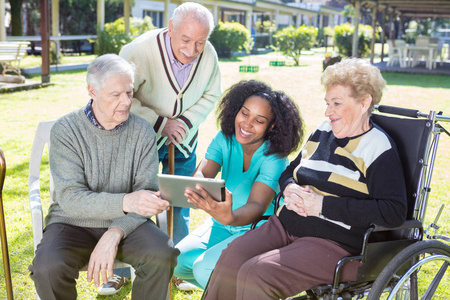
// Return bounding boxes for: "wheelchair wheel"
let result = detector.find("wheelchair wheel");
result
[367,240,450,300]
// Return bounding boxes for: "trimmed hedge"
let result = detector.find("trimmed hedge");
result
[95,16,155,55]
[209,22,253,58]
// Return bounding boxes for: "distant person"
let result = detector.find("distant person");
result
[29,54,178,300]
[173,80,304,289]
[203,58,408,300]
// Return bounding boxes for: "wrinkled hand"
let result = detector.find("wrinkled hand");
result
[162,119,187,145]
[185,185,234,225]
[87,227,123,287]
[283,184,323,217]
[123,190,170,217]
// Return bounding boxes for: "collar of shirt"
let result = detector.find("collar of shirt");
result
[164,31,198,88]
[84,99,124,131]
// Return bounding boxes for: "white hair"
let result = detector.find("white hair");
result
[86,54,135,91]
[171,2,215,36]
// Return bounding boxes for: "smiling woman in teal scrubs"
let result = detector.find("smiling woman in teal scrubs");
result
[173,80,304,289]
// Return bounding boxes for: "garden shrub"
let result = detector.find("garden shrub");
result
[334,23,376,57]
[209,22,253,58]
[95,16,156,55]
[254,20,276,49]
[255,20,276,34]
[273,25,317,66]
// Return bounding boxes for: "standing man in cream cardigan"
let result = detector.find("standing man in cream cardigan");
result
[119,2,221,247]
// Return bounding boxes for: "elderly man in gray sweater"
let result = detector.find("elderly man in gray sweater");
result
[29,54,178,300]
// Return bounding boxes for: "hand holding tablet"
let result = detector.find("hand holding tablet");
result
[157,174,226,209]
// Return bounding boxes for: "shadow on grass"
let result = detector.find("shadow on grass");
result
[218,56,243,62]
[27,68,87,80]
[382,72,450,89]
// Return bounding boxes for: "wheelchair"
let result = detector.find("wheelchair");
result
[202,105,450,300]
[290,105,450,300]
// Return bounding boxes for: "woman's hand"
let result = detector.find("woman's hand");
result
[185,185,234,225]
[283,183,323,217]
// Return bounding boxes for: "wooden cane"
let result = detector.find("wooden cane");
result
[168,143,175,299]
[0,147,14,300]
[168,143,175,239]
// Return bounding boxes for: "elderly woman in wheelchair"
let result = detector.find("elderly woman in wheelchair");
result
[202,58,408,300]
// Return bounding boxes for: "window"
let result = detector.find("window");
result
[143,10,164,28]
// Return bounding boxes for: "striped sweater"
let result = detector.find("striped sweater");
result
[278,120,407,254]
[119,28,222,158]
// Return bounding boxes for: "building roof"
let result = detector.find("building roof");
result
[349,0,450,19]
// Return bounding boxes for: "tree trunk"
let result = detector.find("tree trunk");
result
[10,0,24,36]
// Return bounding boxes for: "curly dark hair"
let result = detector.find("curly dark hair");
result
[217,80,304,158]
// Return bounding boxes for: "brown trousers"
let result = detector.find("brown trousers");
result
[204,215,361,300]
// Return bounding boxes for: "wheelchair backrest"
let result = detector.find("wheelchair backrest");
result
[371,114,432,220]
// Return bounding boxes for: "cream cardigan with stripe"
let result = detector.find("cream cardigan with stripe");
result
[120,28,222,157]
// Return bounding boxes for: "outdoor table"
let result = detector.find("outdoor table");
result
[403,44,438,70]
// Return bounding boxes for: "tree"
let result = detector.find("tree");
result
[343,4,355,24]
[9,0,24,36]
[9,0,129,37]
[273,25,317,66]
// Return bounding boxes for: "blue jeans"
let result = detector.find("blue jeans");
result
[158,143,197,245]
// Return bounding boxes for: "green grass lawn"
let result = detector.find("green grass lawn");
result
[1,52,449,299]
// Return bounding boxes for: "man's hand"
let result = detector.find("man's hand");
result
[87,227,124,287]
[122,190,170,217]
[162,119,187,145]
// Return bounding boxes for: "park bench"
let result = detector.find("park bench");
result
[0,41,30,77]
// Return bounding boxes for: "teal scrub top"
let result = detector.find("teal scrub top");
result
[205,131,288,216]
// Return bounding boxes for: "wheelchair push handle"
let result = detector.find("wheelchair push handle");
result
[376,105,419,118]
[376,105,450,123]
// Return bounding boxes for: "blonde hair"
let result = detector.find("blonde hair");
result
[321,58,386,112]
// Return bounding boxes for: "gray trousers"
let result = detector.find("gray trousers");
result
[204,215,361,300]
[29,221,179,300]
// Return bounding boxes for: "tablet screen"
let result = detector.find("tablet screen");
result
[157,174,225,209]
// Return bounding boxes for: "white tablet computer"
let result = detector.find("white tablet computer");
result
[157,174,226,209]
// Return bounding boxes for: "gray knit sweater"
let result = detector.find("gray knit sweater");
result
[46,107,159,237]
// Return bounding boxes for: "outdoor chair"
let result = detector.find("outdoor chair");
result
[429,37,445,68]
[202,105,450,300]
[387,39,405,67]
[411,36,431,67]
[28,120,168,299]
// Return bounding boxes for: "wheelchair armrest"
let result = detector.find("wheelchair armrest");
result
[250,215,270,230]
[372,220,423,232]
[361,220,423,262]
[249,193,283,230]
